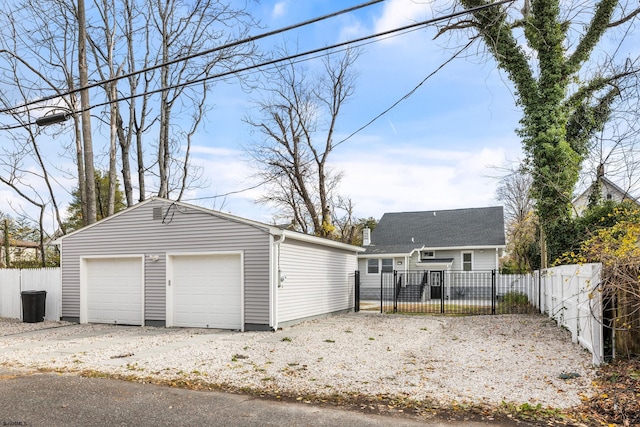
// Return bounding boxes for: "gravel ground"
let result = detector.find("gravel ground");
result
[0,313,595,410]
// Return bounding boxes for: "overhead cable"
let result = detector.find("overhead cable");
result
[0,0,385,115]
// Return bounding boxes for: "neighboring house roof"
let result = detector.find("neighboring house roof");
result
[573,176,639,215]
[9,239,39,249]
[363,206,505,255]
[55,197,365,253]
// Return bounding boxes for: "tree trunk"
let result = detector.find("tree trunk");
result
[540,227,548,269]
[78,0,97,225]
[3,219,10,268]
[108,82,118,216]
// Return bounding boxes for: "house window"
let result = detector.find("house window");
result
[367,259,379,274]
[462,252,473,271]
[367,258,393,274]
[420,250,435,260]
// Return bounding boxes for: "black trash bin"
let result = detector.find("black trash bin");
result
[21,290,47,323]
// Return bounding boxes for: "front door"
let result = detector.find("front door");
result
[430,271,443,299]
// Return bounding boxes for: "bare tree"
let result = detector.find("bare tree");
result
[0,2,80,236]
[1,0,259,233]
[77,0,97,224]
[245,48,360,237]
[149,0,258,200]
[581,71,640,201]
[88,0,122,216]
[0,0,97,229]
[496,167,538,272]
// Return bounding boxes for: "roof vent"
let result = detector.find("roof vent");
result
[152,207,163,220]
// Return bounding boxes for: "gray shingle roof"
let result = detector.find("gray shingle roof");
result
[363,206,505,255]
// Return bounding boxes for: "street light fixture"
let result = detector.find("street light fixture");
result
[35,112,71,127]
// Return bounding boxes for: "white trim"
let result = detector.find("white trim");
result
[360,253,411,259]
[420,250,436,259]
[362,246,505,260]
[270,235,283,331]
[277,229,366,253]
[79,254,145,325]
[56,197,366,255]
[461,250,474,271]
[415,260,454,269]
[165,251,244,331]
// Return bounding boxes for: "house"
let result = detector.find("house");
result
[55,197,364,331]
[358,206,506,300]
[0,239,40,268]
[573,175,639,216]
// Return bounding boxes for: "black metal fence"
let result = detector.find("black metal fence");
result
[356,270,539,315]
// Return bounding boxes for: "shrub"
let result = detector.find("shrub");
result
[498,291,535,314]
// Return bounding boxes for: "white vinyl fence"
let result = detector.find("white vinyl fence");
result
[538,264,604,365]
[0,268,61,321]
[496,271,540,303]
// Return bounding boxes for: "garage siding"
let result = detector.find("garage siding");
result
[61,199,270,325]
[277,238,358,324]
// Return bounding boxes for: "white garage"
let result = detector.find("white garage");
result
[58,198,363,331]
[166,252,243,329]
[80,256,144,325]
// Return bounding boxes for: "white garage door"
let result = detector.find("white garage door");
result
[85,257,143,325]
[169,253,242,329]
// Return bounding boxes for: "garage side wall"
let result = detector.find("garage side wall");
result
[277,239,358,325]
[60,199,270,327]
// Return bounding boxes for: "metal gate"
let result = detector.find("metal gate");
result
[355,270,539,315]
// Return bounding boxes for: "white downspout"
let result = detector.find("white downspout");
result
[271,233,286,331]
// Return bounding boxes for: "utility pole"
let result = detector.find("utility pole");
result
[78,0,97,225]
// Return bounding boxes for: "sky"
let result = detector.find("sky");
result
[183,0,525,223]
[2,0,635,230]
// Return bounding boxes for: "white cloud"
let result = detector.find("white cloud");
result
[272,1,287,19]
[333,145,507,220]
[374,0,431,34]
[186,135,520,224]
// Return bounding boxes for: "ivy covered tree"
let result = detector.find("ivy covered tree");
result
[439,0,640,266]
[65,170,126,232]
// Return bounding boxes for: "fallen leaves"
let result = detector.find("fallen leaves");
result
[576,358,640,426]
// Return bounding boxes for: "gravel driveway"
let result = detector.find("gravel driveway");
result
[0,313,595,410]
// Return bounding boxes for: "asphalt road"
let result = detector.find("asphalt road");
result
[0,369,521,427]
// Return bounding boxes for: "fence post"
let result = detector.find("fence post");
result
[354,270,360,313]
[379,270,383,314]
[537,270,541,313]
[491,270,496,315]
[393,270,398,313]
[440,272,445,314]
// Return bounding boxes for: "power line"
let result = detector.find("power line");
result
[0,0,385,116]
[2,0,515,204]
[332,38,478,150]
[1,0,512,126]
[86,0,511,113]
[184,27,486,203]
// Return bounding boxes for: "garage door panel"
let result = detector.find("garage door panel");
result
[170,254,242,329]
[85,257,143,326]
